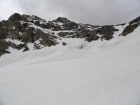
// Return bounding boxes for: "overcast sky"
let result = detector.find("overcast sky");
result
[0,0,140,25]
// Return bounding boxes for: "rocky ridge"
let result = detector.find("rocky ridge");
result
[0,13,140,56]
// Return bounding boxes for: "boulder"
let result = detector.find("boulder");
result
[62,42,67,46]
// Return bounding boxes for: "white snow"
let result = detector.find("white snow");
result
[0,26,140,105]
[12,26,15,29]
[29,23,53,35]
[56,22,63,26]
[34,40,40,44]
[5,38,24,45]
[19,32,22,35]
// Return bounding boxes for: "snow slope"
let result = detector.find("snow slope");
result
[0,26,140,105]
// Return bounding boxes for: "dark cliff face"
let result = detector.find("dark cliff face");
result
[0,13,58,56]
[0,13,139,56]
[8,13,23,21]
[121,24,139,36]
[129,16,140,24]
[120,16,140,36]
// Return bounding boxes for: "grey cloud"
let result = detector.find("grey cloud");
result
[0,0,23,20]
[0,0,140,25]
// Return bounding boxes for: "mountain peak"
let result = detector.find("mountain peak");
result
[0,13,140,56]
[53,17,71,23]
[8,13,22,21]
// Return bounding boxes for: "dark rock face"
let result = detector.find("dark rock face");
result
[8,13,22,21]
[0,28,8,39]
[53,17,71,23]
[86,30,98,42]
[121,24,139,36]
[0,13,59,56]
[0,40,10,56]
[0,21,9,39]
[130,16,140,24]
[86,26,115,42]
[121,16,140,36]
[58,32,74,37]
[22,27,35,43]
[87,35,99,42]
[100,26,114,40]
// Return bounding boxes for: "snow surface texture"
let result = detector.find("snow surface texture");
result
[0,26,140,105]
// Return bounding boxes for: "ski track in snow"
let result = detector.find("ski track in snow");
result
[0,26,140,105]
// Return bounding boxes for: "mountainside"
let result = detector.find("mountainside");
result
[0,14,140,105]
[0,13,139,56]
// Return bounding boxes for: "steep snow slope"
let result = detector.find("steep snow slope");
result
[0,26,140,105]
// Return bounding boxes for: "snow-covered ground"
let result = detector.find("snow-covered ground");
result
[0,26,140,105]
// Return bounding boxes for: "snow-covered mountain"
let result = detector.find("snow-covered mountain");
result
[0,13,140,105]
[0,13,139,56]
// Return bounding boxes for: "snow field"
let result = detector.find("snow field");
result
[0,25,140,105]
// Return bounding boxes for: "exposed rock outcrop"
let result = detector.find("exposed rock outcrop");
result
[0,13,58,56]
[0,40,10,56]
[121,24,139,36]
[120,16,140,36]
